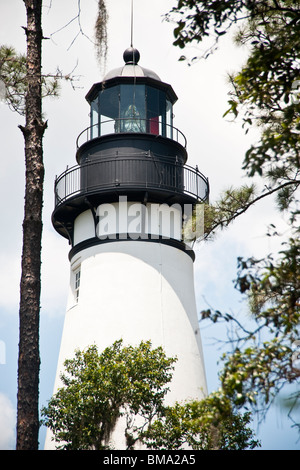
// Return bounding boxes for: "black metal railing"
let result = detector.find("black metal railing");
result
[54,155,209,208]
[76,119,187,149]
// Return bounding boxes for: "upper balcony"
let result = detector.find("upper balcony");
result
[76,118,187,150]
[75,118,188,168]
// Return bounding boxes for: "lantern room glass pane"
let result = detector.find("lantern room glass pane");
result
[90,97,99,139]
[119,84,146,133]
[99,86,120,135]
[166,99,173,139]
[146,86,159,134]
[146,86,168,136]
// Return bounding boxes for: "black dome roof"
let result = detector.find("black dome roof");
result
[103,47,161,81]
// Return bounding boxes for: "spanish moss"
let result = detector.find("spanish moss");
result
[95,0,108,68]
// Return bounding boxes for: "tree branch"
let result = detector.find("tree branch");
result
[204,179,300,240]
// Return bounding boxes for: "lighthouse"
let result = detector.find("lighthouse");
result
[45,47,209,449]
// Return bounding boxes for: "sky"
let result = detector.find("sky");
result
[0,0,299,450]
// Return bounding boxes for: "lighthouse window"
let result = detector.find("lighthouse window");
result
[75,269,81,302]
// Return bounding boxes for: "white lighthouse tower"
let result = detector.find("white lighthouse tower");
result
[45,47,209,449]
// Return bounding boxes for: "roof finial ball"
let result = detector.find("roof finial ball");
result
[123,47,140,65]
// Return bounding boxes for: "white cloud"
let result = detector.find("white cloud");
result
[0,393,15,450]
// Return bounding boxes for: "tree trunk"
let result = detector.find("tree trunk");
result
[16,0,46,450]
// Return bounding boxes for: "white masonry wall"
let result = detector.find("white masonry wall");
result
[45,202,207,449]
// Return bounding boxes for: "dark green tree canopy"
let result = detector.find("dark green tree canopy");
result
[42,340,177,450]
[42,341,259,450]
[167,0,300,439]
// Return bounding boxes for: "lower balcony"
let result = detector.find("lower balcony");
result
[55,155,208,204]
[52,154,209,239]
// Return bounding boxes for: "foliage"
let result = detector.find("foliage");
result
[200,232,300,421]
[168,1,300,218]
[42,341,260,450]
[202,184,256,239]
[41,340,177,450]
[142,390,260,450]
[0,45,60,115]
[167,0,300,438]
[237,236,300,337]
[226,8,300,190]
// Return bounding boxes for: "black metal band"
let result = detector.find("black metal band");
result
[69,234,195,262]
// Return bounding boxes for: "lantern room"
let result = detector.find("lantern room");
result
[85,47,177,141]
